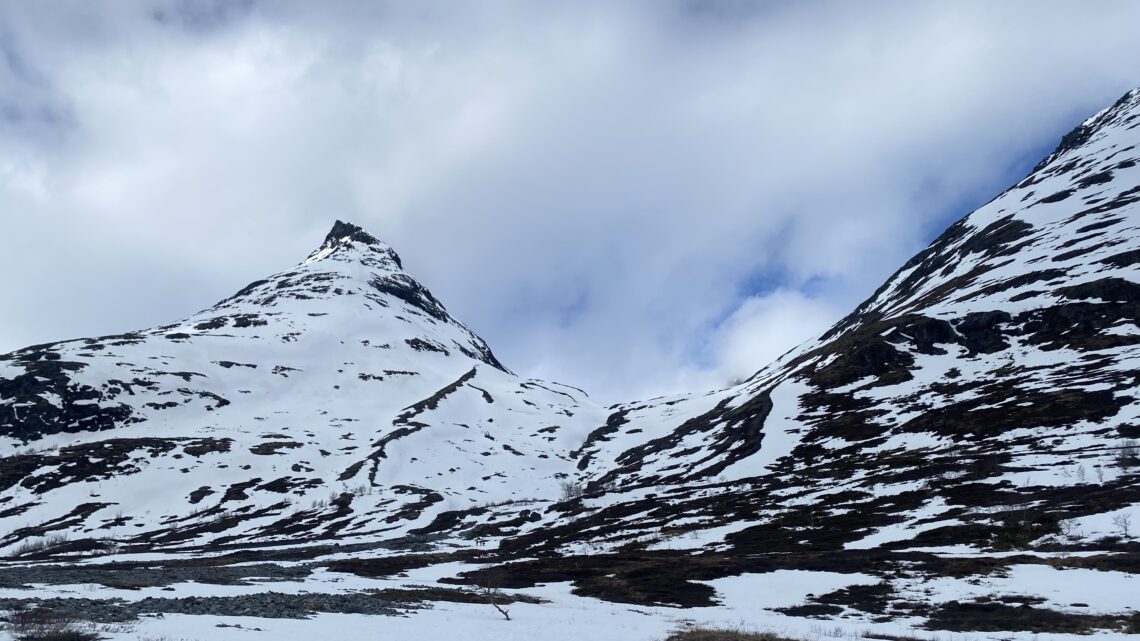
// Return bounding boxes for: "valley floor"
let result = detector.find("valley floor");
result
[1,545,1137,641]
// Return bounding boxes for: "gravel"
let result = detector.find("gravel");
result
[0,591,412,622]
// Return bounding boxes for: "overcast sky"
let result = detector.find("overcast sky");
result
[3,1,1140,402]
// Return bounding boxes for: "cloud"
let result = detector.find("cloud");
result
[2,1,1140,401]
[709,290,843,385]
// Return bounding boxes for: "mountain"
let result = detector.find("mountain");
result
[2,91,1140,638]
[451,90,1140,624]
[540,88,1140,555]
[0,221,604,552]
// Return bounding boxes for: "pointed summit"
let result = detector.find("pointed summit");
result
[322,220,383,248]
[304,220,403,268]
[202,220,509,372]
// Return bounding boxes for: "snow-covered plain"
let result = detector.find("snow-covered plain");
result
[3,557,1137,641]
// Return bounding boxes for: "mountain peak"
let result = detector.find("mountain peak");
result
[304,220,403,269]
[201,219,509,372]
[324,220,381,247]
[1031,87,1140,174]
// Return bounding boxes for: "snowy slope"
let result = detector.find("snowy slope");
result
[0,221,605,553]
[2,90,1140,640]
[551,89,1140,556]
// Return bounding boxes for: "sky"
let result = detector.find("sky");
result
[3,1,1140,402]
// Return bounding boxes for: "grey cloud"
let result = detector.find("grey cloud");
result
[2,1,1140,401]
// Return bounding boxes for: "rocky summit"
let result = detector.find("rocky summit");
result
[2,90,1140,640]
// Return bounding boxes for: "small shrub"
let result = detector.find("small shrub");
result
[666,627,801,641]
[9,533,69,558]
[1115,439,1140,467]
[347,483,373,496]
[558,480,584,501]
[3,607,100,641]
[1112,512,1133,538]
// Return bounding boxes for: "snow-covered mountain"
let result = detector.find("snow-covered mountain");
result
[540,88,1140,557]
[0,221,604,552]
[2,90,1140,639]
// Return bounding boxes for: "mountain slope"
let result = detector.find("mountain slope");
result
[0,222,604,552]
[2,89,1140,640]
[534,89,1140,557]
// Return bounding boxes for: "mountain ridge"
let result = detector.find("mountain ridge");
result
[1,88,1140,637]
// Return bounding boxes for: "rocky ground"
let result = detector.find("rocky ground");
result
[0,538,1138,637]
